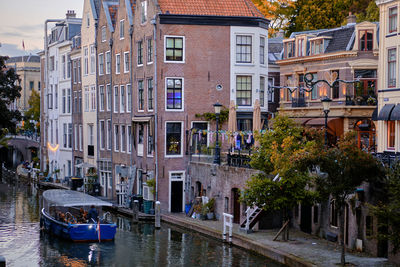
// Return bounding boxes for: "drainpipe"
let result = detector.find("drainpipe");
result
[43,19,63,172]
[129,24,133,183]
[151,16,159,201]
[109,35,114,200]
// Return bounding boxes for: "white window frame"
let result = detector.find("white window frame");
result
[165,121,184,158]
[84,86,90,112]
[124,51,130,73]
[105,51,111,74]
[99,85,105,112]
[235,34,253,64]
[137,123,144,157]
[116,53,121,74]
[147,38,153,64]
[107,119,111,150]
[165,77,184,112]
[127,84,132,112]
[119,19,125,39]
[98,53,104,75]
[147,123,154,157]
[79,124,83,151]
[120,85,125,113]
[260,35,266,65]
[127,125,132,154]
[114,124,119,152]
[141,1,147,24]
[100,120,105,150]
[90,45,95,74]
[114,85,119,113]
[121,125,126,152]
[106,84,111,111]
[84,47,89,76]
[164,35,185,63]
[101,26,106,42]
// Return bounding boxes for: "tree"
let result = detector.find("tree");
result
[242,116,321,240]
[23,89,40,133]
[0,56,22,134]
[306,132,385,265]
[371,162,400,255]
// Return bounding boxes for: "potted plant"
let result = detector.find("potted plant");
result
[193,204,202,219]
[367,96,377,106]
[201,204,208,220]
[205,198,215,220]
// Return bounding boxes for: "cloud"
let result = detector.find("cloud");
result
[0,43,40,57]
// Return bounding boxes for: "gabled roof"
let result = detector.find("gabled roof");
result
[90,0,101,20]
[157,0,264,18]
[125,0,135,26]
[103,0,119,32]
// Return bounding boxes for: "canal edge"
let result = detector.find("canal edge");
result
[161,214,316,267]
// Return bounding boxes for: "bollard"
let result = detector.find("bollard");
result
[155,201,161,229]
[0,255,5,267]
[132,200,139,223]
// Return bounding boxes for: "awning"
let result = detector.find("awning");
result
[132,116,152,122]
[75,162,96,169]
[371,107,378,121]
[390,104,400,120]
[292,118,312,125]
[42,189,113,207]
[377,104,395,121]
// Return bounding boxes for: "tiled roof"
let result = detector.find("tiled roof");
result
[157,0,264,17]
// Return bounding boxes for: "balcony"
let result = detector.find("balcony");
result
[189,145,253,168]
[292,97,306,108]
[345,95,377,106]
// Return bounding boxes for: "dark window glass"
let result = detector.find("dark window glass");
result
[166,122,181,155]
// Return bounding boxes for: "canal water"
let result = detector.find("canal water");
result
[0,182,284,267]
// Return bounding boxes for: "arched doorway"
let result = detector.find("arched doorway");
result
[355,119,375,152]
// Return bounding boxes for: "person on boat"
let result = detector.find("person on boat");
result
[79,208,88,222]
[87,205,98,223]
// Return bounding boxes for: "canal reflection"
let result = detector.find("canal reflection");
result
[0,183,284,267]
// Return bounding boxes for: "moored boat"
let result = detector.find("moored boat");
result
[40,189,117,242]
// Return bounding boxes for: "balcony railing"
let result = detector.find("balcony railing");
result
[189,146,253,168]
[345,95,377,106]
[292,97,306,108]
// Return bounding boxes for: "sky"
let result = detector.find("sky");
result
[0,0,83,57]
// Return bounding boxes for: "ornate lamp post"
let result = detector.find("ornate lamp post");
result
[321,96,332,146]
[213,102,222,165]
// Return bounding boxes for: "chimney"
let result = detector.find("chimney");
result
[66,10,76,19]
[347,12,356,25]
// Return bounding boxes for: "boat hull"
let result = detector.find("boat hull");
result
[40,208,117,242]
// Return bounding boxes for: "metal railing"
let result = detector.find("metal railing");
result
[227,149,252,168]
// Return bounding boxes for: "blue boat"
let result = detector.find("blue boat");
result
[40,189,117,242]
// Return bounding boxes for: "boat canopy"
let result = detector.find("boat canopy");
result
[42,189,113,207]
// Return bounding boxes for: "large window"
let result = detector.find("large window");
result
[105,51,111,74]
[259,37,265,65]
[124,51,129,73]
[147,39,153,63]
[91,85,96,111]
[311,73,319,100]
[63,123,67,148]
[191,122,208,154]
[98,53,104,75]
[68,123,72,148]
[165,37,184,62]
[359,30,373,51]
[148,78,153,111]
[67,89,71,113]
[114,85,119,113]
[138,80,144,111]
[330,200,338,227]
[260,76,265,107]
[62,55,66,79]
[99,85,104,111]
[166,122,182,156]
[106,84,111,111]
[297,38,304,57]
[236,76,252,106]
[141,1,147,24]
[127,84,132,112]
[236,35,252,63]
[128,125,132,153]
[137,41,143,65]
[116,54,121,74]
[166,78,183,110]
[388,48,397,87]
[389,7,398,33]
[387,120,395,150]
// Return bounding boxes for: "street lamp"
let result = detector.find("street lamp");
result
[213,102,222,165]
[321,96,332,146]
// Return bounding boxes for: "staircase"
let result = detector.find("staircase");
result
[240,206,264,230]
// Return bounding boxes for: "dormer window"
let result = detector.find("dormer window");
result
[297,39,304,57]
[284,41,295,59]
[311,39,323,55]
[389,7,397,33]
[359,30,373,51]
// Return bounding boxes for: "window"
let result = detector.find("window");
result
[236,35,252,63]
[106,51,111,74]
[330,200,338,227]
[260,76,265,107]
[62,89,66,113]
[297,38,304,57]
[114,85,119,113]
[137,123,144,156]
[166,122,182,156]
[148,78,153,110]
[165,37,184,62]
[147,124,154,156]
[68,123,72,148]
[74,92,77,113]
[120,85,125,113]
[138,80,144,111]
[116,54,121,74]
[67,89,71,113]
[127,84,132,112]
[101,26,106,42]
[236,76,252,106]
[284,41,295,58]
[38,81,41,91]
[332,70,339,99]
[86,12,90,27]
[67,57,71,78]
[389,7,398,33]
[311,39,323,55]
[128,125,132,153]
[84,47,88,75]
[84,86,89,112]
[147,39,153,63]
[54,85,58,109]
[90,45,95,74]
[79,125,83,151]
[78,90,81,112]
[90,85,96,111]
[100,120,105,150]
[62,55,66,79]
[88,124,94,146]
[50,120,53,143]
[98,53,104,75]
[141,1,147,24]
[121,125,126,152]
[137,41,143,65]
[124,51,129,73]
[106,84,111,111]
[387,120,395,149]
[77,59,81,83]
[388,48,396,87]
[191,122,208,154]
[311,73,319,100]
[166,78,183,110]
[107,120,111,150]
[268,77,274,102]
[49,56,55,71]
[72,60,77,83]
[114,124,119,151]
[120,20,124,39]
[99,85,105,111]
[63,123,67,148]
[359,30,373,51]
[260,37,265,65]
